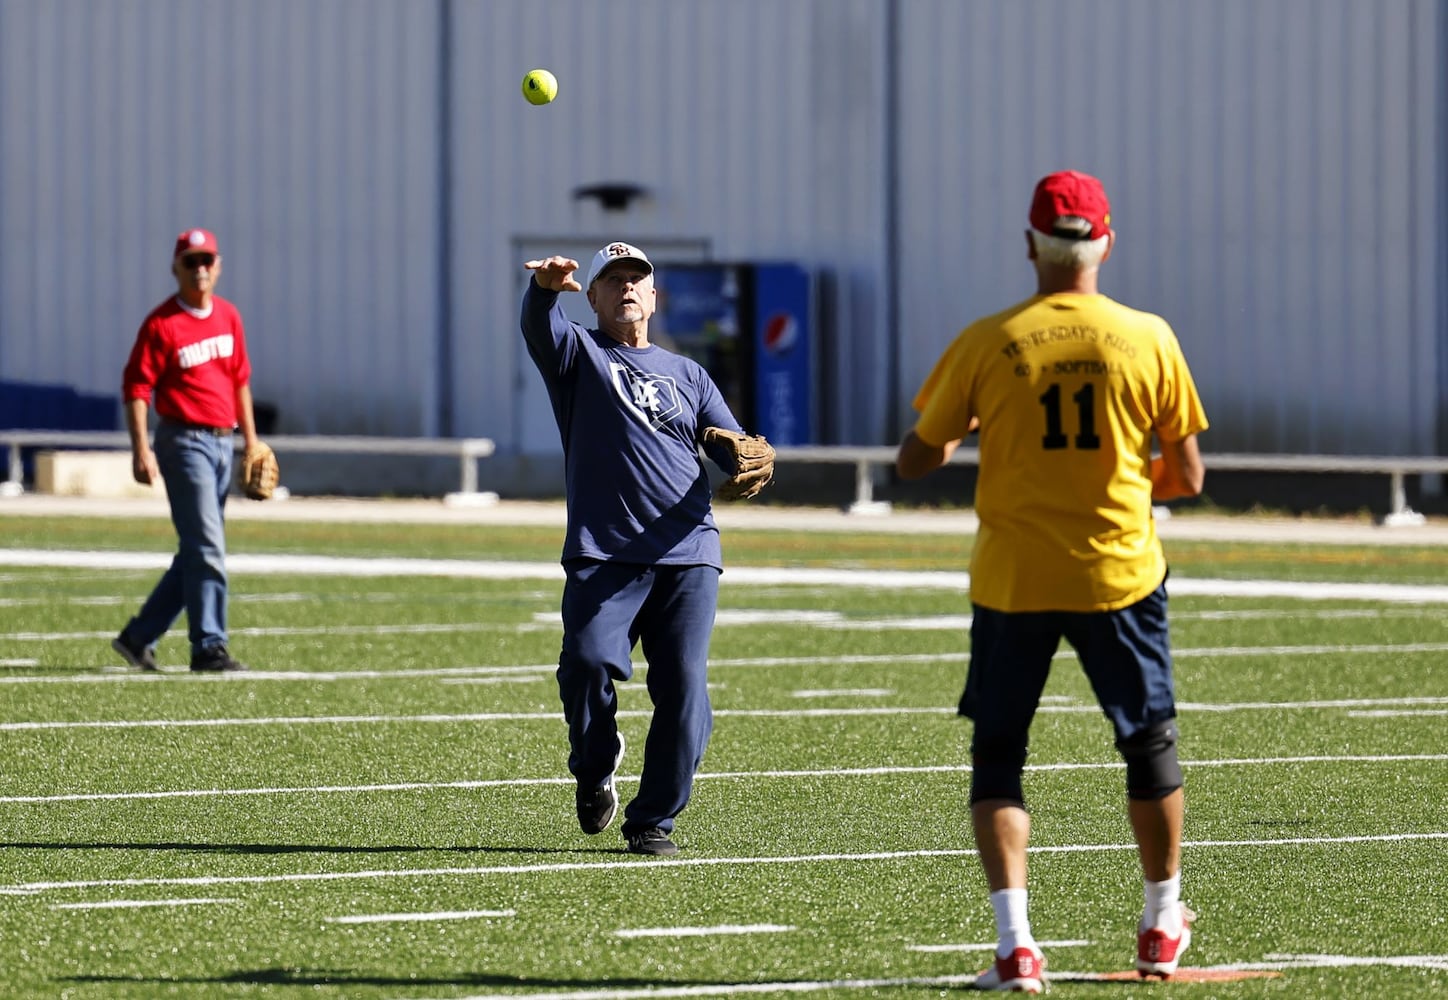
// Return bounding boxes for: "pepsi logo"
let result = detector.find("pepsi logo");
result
[762,312,798,356]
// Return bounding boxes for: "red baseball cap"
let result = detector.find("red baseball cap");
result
[1029,171,1112,241]
[173,228,220,260]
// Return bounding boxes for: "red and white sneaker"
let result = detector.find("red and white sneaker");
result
[972,946,1044,992]
[1136,904,1196,979]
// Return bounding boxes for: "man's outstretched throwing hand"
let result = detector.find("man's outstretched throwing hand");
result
[525,256,584,292]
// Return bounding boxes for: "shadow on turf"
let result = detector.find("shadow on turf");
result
[65,969,738,988]
[3,840,613,855]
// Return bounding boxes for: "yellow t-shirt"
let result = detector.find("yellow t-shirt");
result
[912,293,1208,612]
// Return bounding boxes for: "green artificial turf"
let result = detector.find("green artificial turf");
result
[0,516,1444,998]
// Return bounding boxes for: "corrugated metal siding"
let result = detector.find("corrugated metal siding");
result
[1,0,1442,458]
[450,0,888,453]
[896,0,1441,455]
[0,0,442,435]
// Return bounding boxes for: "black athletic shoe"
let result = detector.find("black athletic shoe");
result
[626,827,679,857]
[190,645,249,673]
[576,734,626,835]
[111,630,158,671]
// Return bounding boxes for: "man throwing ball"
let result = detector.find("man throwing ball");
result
[521,241,774,856]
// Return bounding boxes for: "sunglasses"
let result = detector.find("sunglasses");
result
[180,253,217,269]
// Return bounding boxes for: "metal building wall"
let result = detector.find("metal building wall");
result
[1,0,1442,465]
[0,0,894,452]
[894,0,1443,455]
[449,0,890,456]
[0,0,444,435]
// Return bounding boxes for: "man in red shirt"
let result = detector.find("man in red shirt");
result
[112,228,263,672]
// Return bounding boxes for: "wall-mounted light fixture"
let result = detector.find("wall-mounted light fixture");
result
[573,182,649,211]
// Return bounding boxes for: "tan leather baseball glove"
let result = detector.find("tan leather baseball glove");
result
[239,441,280,500]
[702,427,775,501]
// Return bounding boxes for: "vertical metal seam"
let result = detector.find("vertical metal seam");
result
[435,0,455,437]
[883,0,900,444]
[1437,0,1448,456]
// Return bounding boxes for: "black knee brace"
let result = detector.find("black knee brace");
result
[1116,720,1183,800]
[969,736,1030,806]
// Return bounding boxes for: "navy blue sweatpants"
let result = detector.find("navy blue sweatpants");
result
[557,559,719,837]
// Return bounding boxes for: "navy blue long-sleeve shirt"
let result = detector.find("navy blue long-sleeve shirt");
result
[521,280,745,569]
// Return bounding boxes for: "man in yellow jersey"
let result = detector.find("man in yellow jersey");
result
[896,171,1208,993]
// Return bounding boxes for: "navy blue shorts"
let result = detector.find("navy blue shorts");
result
[960,580,1177,749]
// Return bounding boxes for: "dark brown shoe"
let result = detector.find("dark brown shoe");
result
[112,631,158,671]
[190,646,249,672]
[626,828,679,857]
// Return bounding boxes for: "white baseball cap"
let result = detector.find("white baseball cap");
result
[585,241,653,287]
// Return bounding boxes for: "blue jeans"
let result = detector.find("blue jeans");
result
[126,422,232,657]
[557,559,719,837]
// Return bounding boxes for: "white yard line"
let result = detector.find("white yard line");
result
[1209,952,1448,972]
[1171,642,1448,658]
[4,698,1448,733]
[1173,607,1433,620]
[4,548,1448,601]
[907,939,1092,953]
[791,689,894,698]
[2,624,523,641]
[326,909,515,924]
[5,831,1444,896]
[0,592,477,607]
[0,663,562,683]
[2,752,1442,805]
[49,897,235,911]
[439,675,552,686]
[614,924,794,939]
[2,641,1448,684]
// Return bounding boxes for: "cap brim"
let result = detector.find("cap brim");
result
[589,256,653,285]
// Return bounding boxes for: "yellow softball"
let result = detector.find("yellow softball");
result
[522,69,558,106]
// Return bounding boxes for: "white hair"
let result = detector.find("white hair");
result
[1031,230,1110,269]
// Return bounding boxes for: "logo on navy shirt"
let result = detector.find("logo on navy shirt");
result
[609,362,682,431]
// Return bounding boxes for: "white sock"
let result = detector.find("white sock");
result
[989,888,1034,957]
[1143,873,1182,934]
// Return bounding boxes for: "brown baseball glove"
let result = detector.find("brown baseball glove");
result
[702,427,775,501]
[239,441,280,500]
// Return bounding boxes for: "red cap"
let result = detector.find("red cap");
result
[173,228,220,260]
[1029,171,1112,241]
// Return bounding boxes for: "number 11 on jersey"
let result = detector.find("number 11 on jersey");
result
[1039,382,1101,450]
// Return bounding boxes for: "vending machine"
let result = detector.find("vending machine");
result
[652,262,815,445]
